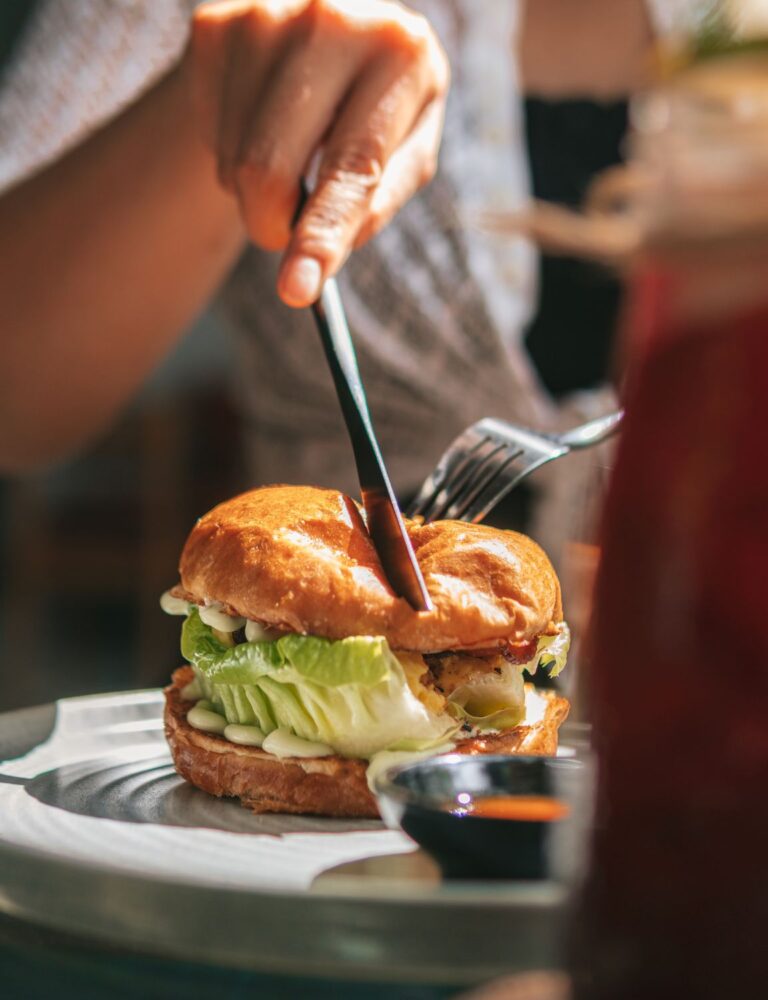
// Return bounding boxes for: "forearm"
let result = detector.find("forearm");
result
[0,0,447,473]
[0,54,244,472]
[519,0,655,98]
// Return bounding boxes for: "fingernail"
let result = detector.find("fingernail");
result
[280,255,323,307]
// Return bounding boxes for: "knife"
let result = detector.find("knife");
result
[307,274,433,612]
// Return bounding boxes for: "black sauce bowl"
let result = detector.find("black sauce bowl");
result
[375,754,585,881]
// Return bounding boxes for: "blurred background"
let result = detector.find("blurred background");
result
[0,311,246,710]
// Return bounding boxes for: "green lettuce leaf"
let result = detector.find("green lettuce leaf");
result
[181,609,388,687]
[535,623,571,678]
[444,621,570,730]
[181,609,456,758]
[446,660,526,731]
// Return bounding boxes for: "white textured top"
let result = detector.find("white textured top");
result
[0,0,196,195]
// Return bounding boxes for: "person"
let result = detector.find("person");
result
[0,0,696,492]
[0,0,697,714]
[0,0,699,601]
[221,0,662,516]
[0,0,448,471]
[0,1,702,543]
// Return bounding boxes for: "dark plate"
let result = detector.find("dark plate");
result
[0,692,588,984]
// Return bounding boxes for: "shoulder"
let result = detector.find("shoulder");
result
[0,0,196,194]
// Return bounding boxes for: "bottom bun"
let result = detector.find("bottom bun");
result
[164,667,570,818]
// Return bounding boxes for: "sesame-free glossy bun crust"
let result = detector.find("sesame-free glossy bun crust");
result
[164,668,570,818]
[179,485,562,652]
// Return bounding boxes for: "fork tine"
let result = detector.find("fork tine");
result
[462,438,570,523]
[462,453,559,523]
[406,425,487,519]
[442,446,525,522]
[430,437,505,520]
[418,438,508,523]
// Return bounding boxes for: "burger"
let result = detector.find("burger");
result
[161,485,570,817]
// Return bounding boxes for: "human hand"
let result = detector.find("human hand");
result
[189,0,449,307]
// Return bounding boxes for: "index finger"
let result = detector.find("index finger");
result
[278,31,448,306]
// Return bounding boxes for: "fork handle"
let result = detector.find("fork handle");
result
[557,410,624,449]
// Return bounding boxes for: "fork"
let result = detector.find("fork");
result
[407,410,624,524]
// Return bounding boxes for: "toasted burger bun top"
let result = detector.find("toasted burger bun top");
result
[178,485,562,653]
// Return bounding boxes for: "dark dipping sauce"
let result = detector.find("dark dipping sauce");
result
[376,755,583,879]
[448,795,570,822]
